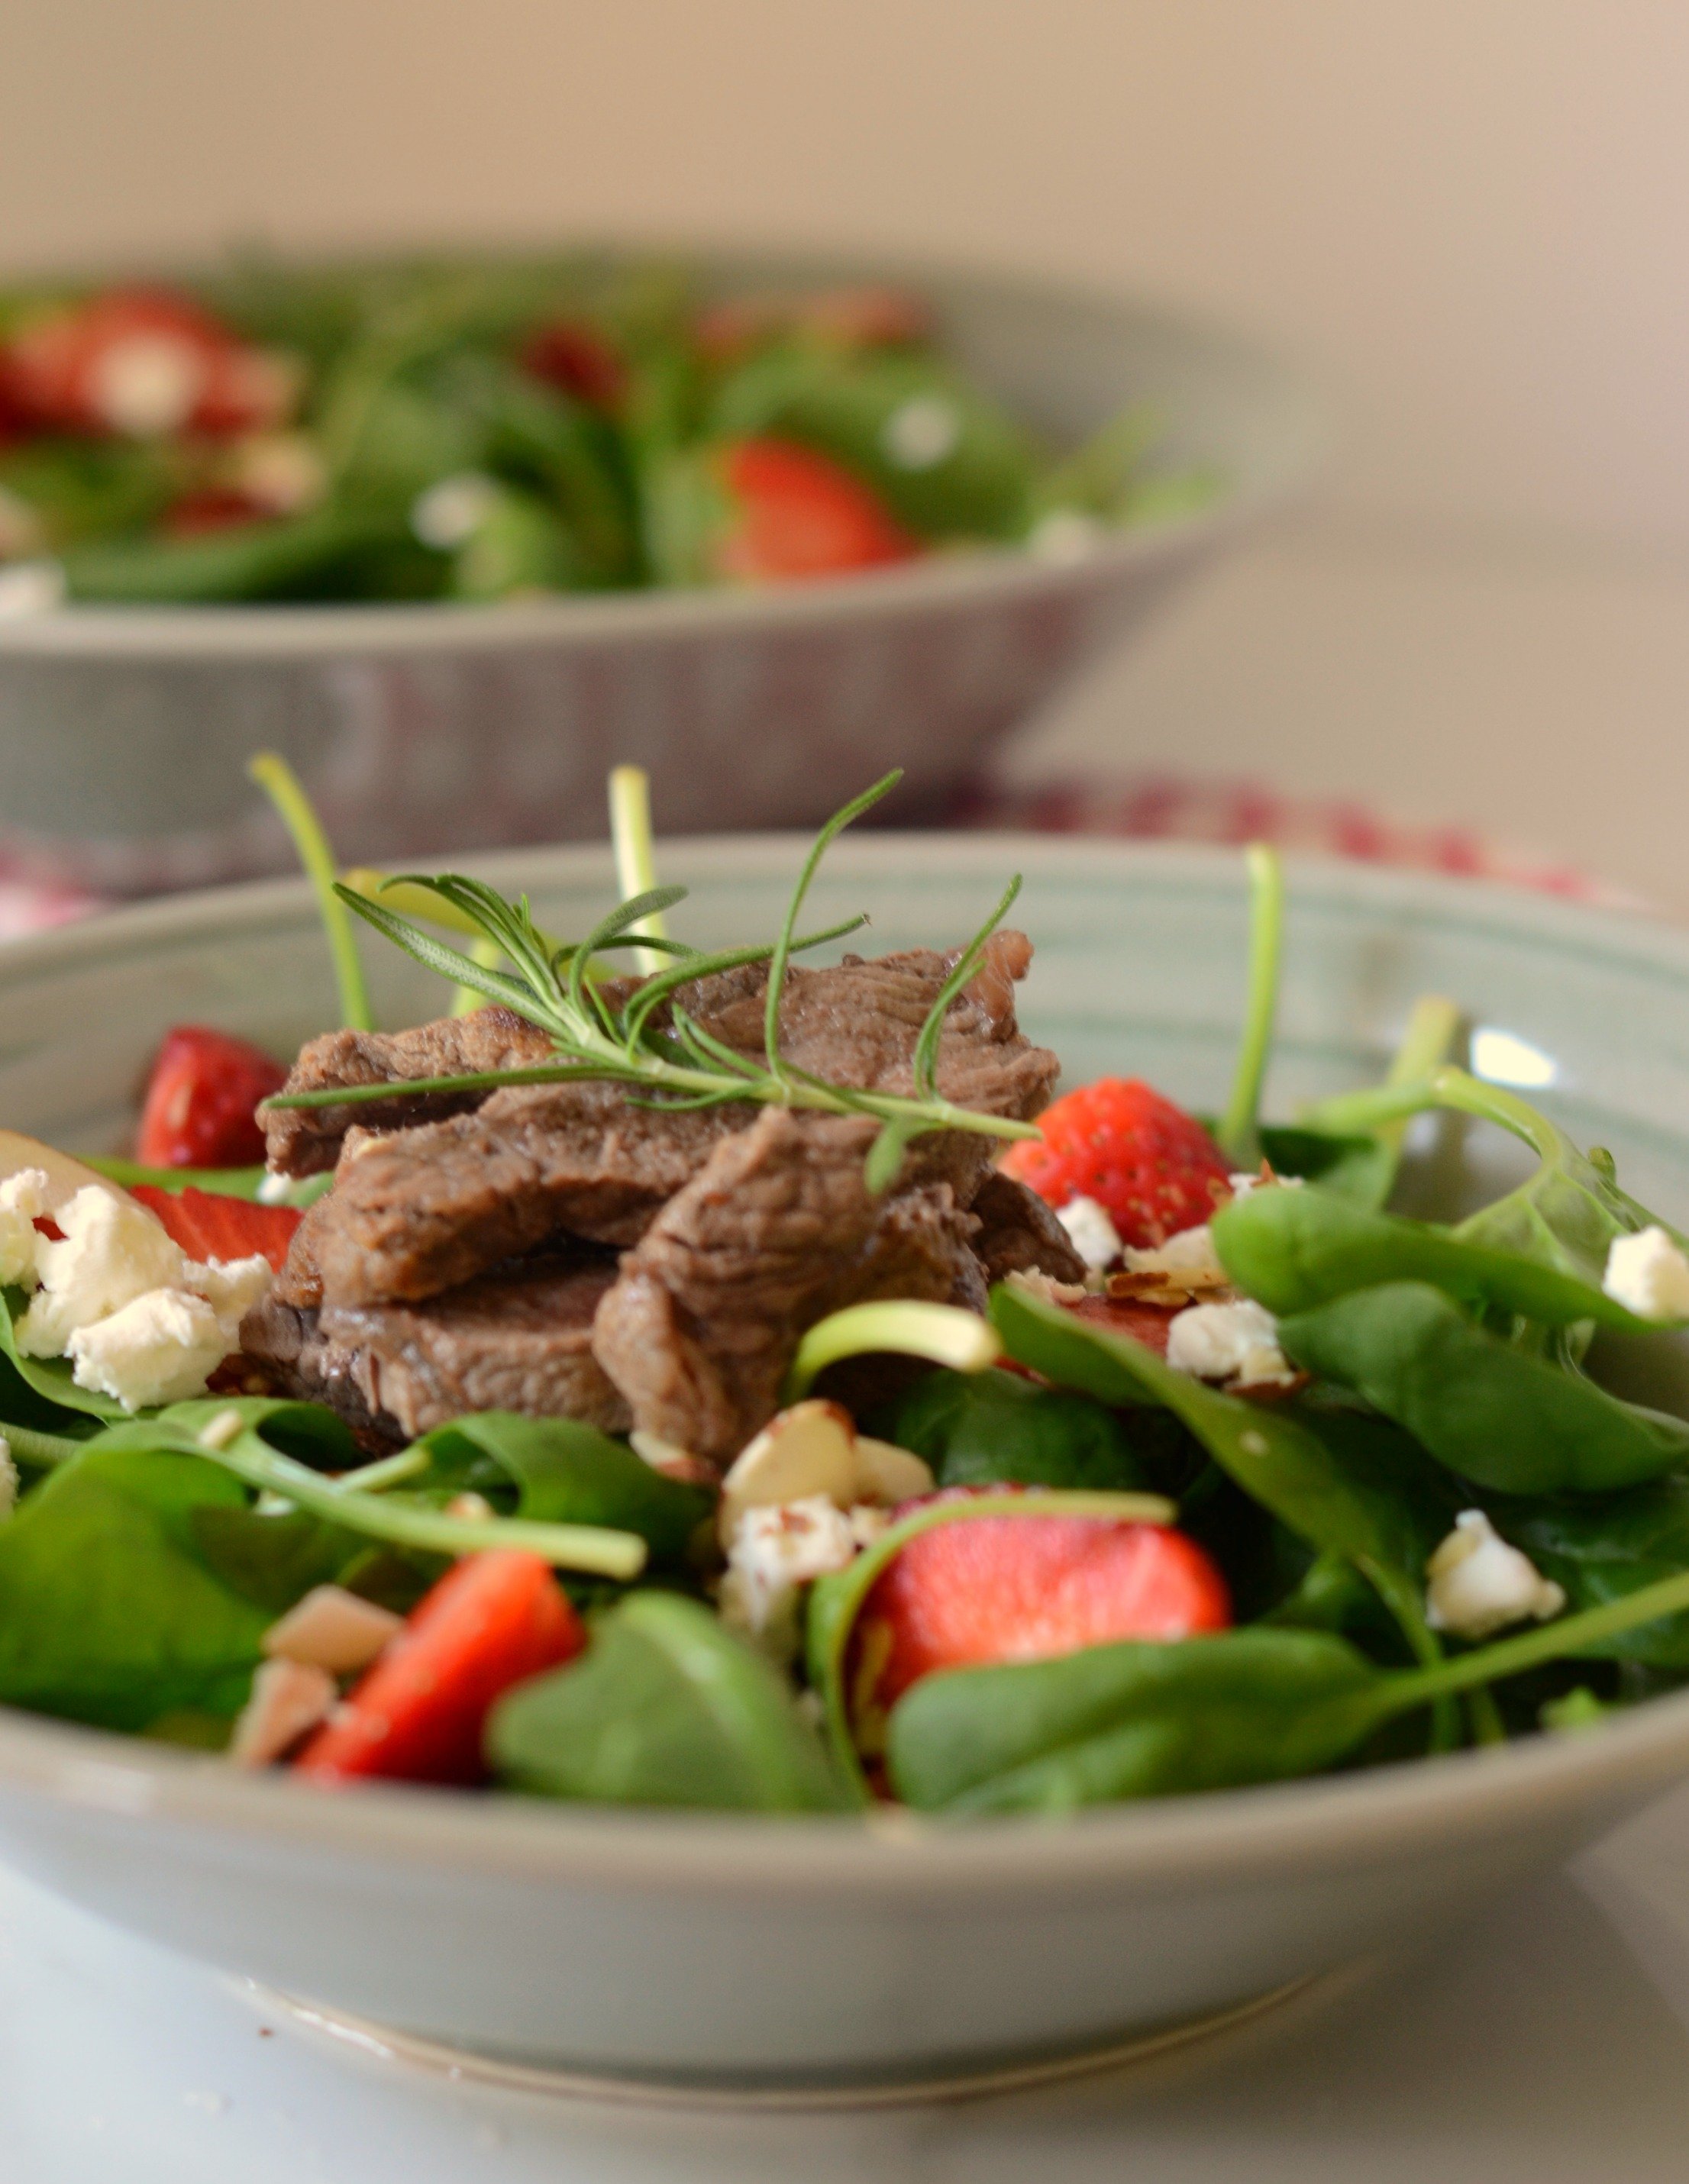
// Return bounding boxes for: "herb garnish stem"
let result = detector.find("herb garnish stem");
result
[609,766,667,976]
[249,752,373,1033]
[1218,843,1283,1169]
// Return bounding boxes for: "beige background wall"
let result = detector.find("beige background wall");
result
[6,2,1689,895]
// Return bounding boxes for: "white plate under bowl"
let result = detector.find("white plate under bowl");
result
[0,834,1685,2087]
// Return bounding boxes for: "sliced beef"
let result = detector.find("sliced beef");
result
[241,1255,629,1442]
[968,1171,1087,1289]
[311,1084,754,1307]
[263,1008,557,1177]
[589,1109,983,1464]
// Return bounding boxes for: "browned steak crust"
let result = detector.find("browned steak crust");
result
[967,1170,1087,1288]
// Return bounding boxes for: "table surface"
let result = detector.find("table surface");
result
[9,1778,1689,2183]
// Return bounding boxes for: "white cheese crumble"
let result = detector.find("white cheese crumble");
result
[228,431,325,515]
[89,333,207,437]
[1603,1226,1689,1321]
[228,1657,336,1767]
[0,560,66,618]
[718,1495,869,1660]
[1165,1297,1296,1388]
[1425,1511,1566,1640]
[412,471,500,549]
[262,1584,402,1674]
[1124,1221,1227,1279]
[256,1170,296,1205]
[1226,1169,1303,1201]
[0,1168,49,1286]
[880,395,960,469]
[1056,1195,1124,1272]
[13,1184,271,1411]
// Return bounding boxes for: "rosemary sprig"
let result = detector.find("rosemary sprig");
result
[262,771,1040,1185]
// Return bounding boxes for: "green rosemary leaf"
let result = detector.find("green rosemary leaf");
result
[264,1061,641,1111]
[764,771,902,1091]
[333,887,543,1018]
[912,874,1022,1101]
[864,1118,926,1195]
[664,1008,770,1084]
[618,915,870,1053]
[567,884,691,1029]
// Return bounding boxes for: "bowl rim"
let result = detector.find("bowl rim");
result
[0,247,1322,663]
[0,832,1681,1896]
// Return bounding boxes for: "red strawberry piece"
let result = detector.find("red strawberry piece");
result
[522,318,628,410]
[2,288,292,440]
[136,1024,288,1171]
[295,1550,585,1787]
[1000,1077,1232,1249]
[715,436,917,582]
[129,1184,300,1273]
[851,1505,1230,1734]
[163,487,269,537]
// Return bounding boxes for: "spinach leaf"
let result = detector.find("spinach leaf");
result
[884,1368,1149,1492]
[1493,1482,1689,1667]
[886,1629,1384,1811]
[1213,1184,1655,1330]
[988,1283,1445,1654]
[488,1591,854,1812]
[1257,1125,1397,1209]
[410,1413,712,1558]
[189,1504,366,1616]
[0,1444,268,1729]
[1280,1281,1689,1495]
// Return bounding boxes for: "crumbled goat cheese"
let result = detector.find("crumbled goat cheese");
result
[880,395,960,469]
[1026,510,1106,565]
[228,431,325,515]
[0,1167,49,1286]
[1426,1511,1566,1640]
[262,1584,402,1675]
[1056,1195,1124,1271]
[1603,1226,1689,1321]
[0,561,66,618]
[718,1495,865,1660]
[89,334,206,437]
[1226,1169,1303,1200]
[256,1171,295,1205]
[1003,1266,1089,1306]
[19,1186,188,1355]
[16,1185,272,1409]
[412,471,500,548]
[229,1657,337,1767]
[1165,1297,1296,1387]
[66,1289,231,1409]
[1125,1224,1226,1279]
[0,1436,15,1519]
[718,1400,933,1546]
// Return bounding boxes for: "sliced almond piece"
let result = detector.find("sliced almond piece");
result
[851,1437,935,1508]
[261,1584,403,1676]
[228,1658,336,1767]
[719,1399,859,1547]
[0,1129,131,1214]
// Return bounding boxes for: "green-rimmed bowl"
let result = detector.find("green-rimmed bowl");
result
[0,833,1685,2094]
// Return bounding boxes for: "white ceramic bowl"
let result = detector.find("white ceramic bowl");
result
[0,834,1685,2092]
[0,249,1319,894]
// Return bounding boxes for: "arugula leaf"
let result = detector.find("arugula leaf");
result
[0,1445,268,1730]
[488,1592,854,1811]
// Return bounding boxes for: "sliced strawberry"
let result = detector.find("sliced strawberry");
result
[1000,1078,1232,1249]
[136,1024,288,1170]
[295,1550,584,1787]
[163,486,269,537]
[715,436,917,582]
[2,288,292,440]
[851,1504,1229,1739]
[521,318,628,410]
[129,1184,300,1273]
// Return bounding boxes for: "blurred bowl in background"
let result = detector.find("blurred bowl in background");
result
[0,247,1321,892]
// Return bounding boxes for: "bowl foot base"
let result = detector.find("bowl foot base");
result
[232,1966,1342,2111]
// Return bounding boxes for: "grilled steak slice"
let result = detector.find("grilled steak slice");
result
[968,1171,1087,1289]
[264,1008,557,1177]
[312,1085,754,1307]
[589,1109,983,1464]
[295,937,1057,1313]
[241,1255,629,1440]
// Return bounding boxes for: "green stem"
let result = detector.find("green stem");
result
[335,1447,431,1493]
[783,1302,1002,1403]
[609,765,667,977]
[1375,997,1463,1162]
[451,935,502,1018]
[249,752,373,1033]
[1218,844,1284,1169]
[1300,1064,1552,1155]
[192,1431,646,1579]
[3,1421,85,1469]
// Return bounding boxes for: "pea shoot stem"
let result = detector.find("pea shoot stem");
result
[249,752,373,1033]
[608,766,667,976]
[783,1301,1002,1403]
[1218,844,1284,1169]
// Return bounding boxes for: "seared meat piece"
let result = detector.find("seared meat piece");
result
[312,1086,754,1308]
[968,1171,1087,1289]
[241,1255,629,1442]
[264,1008,557,1176]
[589,1110,982,1464]
[295,939,1057,1314]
